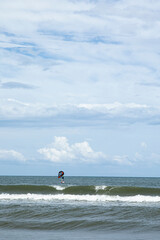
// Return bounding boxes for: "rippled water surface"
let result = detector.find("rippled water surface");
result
[0,176,160,239]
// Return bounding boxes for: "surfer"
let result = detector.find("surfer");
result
[58,170,64,183]
[61,176,64,184]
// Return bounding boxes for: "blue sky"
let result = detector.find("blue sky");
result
[0,0,160,176]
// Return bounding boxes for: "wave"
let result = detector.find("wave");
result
[0,193,160,203]
[0,184,160,196]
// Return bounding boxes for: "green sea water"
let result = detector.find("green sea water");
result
[0,176,160,240]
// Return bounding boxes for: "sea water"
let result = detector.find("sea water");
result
[0,176,160,240]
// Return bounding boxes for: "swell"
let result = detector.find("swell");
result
[0,185,57,194]
[0,204,160,231]
[0,185,160,196]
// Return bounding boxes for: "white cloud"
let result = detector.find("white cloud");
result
[0,149,25,162]
[38,136,105,163]
[112,155,132,165]
[1,99,160,127]
[0,0,160,113]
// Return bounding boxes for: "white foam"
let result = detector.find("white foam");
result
[52,185,66,191]
[95,186,106,191]
[0,193,160,203]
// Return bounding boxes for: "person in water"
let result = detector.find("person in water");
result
[61,176,64,183]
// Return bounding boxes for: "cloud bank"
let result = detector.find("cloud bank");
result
[38,137,160,166]
[38,136,105,163]
[1,99,160,127]
[0,149,25,162]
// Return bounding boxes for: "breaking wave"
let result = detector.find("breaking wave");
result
[0,185,160,203]
[0,184,160,196]
[0,193,160,203]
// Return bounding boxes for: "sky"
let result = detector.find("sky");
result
[0,0,160,177]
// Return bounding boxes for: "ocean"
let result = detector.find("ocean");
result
[0,176,160,240]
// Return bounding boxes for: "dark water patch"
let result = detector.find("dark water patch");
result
[103,186,160,196]
[0,185,57,194]
[63,185,96,195]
